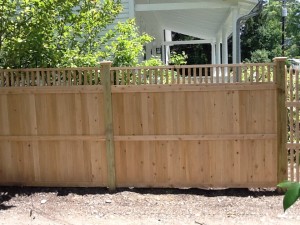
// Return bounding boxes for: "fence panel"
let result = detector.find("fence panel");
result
[0,61,286,188]
[111,84,278,187]
[0,87,107,186]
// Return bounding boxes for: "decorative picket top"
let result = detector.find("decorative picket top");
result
[0,63,276,88]
[110,63,275,85]
[0,67,100,87]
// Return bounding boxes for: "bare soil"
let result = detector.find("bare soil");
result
[1,186,300,225]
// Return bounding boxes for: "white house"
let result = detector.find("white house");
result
[114,0,262,64]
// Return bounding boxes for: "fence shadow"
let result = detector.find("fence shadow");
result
[0,186,281,201]
[121,187,281,198]
[0,190,16,210]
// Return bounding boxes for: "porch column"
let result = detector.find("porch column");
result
[232,7,239,64]
[211,42,216,65]
[211,42,216,77]
[164,30,172,65]
[222,28,228,64]
[222,28,228,77]
[216,36,221,65]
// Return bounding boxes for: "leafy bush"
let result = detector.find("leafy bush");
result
[244,49,271,63]
[105,19,153,67]
[169,51,188,65]
[138,56,178,84]
[0,1,152,68]
[138,56,164,67]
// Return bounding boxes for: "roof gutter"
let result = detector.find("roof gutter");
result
[236,0,264,64]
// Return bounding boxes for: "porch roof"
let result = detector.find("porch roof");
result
[135,0,260,42]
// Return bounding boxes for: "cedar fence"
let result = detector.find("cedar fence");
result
[286,65,300,182]
[0,58,288,189]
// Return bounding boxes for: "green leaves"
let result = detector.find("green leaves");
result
[241,0,300,61]
[169,51,188,65]
[277,181,300,211]
[106,19,153,67]
[0,0,152,68]
[0,0,120,68]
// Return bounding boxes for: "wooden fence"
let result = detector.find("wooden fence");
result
[0,58,287,189]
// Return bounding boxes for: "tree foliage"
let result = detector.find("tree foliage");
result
[241,0,300,62]
[138,56,164,67]
[105,19,153,67]
[286,0,300,57]
[169,51,188,65]
[245,49,272,63]
[0,0,152,68]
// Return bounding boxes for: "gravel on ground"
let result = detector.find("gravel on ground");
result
[1,187,300,225]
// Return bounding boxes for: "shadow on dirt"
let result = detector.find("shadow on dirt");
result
[0,186,281,201]
[125,187,282,198]
[0,191,16,210]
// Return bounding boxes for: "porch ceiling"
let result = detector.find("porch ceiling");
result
[135,0,259,41]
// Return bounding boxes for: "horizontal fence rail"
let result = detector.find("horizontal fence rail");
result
[0,63,276,87]
[286,66,300,182]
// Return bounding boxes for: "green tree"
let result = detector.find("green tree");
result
[0,0,152,68]
[245,49,271,63]
[104,19,153,67]
[241,0,300,62]
[286,0,300,57]
[241,0,280,61]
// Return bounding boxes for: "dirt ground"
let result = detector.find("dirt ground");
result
[1,186,300,225]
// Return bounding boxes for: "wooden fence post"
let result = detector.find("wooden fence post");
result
[274,57,288,183]
[101,61,116,191]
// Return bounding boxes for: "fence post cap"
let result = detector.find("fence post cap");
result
[273,57,287,62]
[100,61,112,65]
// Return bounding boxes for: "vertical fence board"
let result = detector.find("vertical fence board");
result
[101,62,116,190]
[275,57,288,183]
